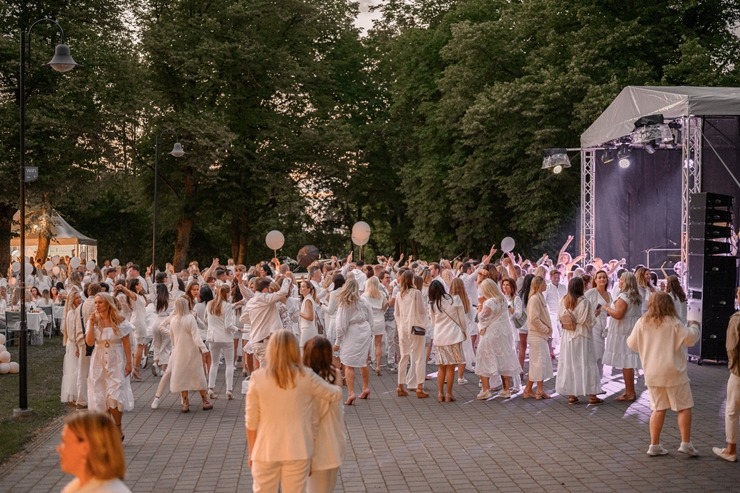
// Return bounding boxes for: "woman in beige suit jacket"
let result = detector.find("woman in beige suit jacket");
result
[523,276,554,399]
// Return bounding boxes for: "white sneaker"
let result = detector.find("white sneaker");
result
[476,390,492,400]
[496,389,511,399]
[647,444,668,456]
[712,446,737,462]
[678,442,699,457]
[457,377,468,385]
[151,397,160,410]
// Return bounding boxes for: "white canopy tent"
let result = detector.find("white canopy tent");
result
[11,209,98,261]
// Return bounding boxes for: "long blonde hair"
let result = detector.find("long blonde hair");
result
[93,293,125,336]
[479,279,503,301]
[529,276,546,299]
[643,291,677,326]
[265,329,303,389]
[65,412,125,480]
[364,276,382,299]
[208,284,230,317]
[338,277,360,306]
[449,278,470,313]
[620,272,642,306]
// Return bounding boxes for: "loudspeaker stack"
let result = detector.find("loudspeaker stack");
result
[687,192,737,363]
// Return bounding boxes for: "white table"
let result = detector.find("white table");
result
[1,310,50,346]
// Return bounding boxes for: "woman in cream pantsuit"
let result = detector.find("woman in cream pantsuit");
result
[394,270,430,399]
[207,284,237,400]
[246,330,342,493]
[522,276,553,399]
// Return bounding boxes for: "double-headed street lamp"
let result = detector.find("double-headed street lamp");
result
[16,19,79,416]
[152,129,185,283]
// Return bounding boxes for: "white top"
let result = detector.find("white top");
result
[361,292,387,332]
[544,282,567,317]
[62,478,131,493]
[312,373,346,470]
[299,297,318,347]
[205,302,237,343]
[245,368,342,461]
[246,279,290,343]
[429,295,467,346]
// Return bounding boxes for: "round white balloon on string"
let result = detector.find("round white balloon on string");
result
[351,221,371,246]
[24,262,33,274]
[44,260,53,271]
[501,237,516,253]
[0,334,5,345]
[265,230,285,251]
[0,345,6,353]
[52,266,61,275]
[86,261,96,272]
[52,255,60,265]
[0,363,10,374]
[111,258,120,267]
[8,362,19,374]
[70,257,81,269]
[0,351,10,364]
[351,233,369,247]
[11,262,20,273]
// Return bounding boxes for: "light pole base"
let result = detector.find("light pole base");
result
[12,408,34,419]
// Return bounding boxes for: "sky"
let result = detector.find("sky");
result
[356,0,382,33]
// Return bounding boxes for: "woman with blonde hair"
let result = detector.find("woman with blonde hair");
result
[57,412,131,492]
[603,271,643,401]
[522,276,553,399]
[635,266,655,314]
[298,280,319,351]
[333,278,373,405]
[665,275,687,324]
[246,330,342,492]
[361,276,388,376]
[206,283,237,400]
[584,270,611,379]
[85,293,135,439]
[394,269,430,398]
[61,287,82,406]
[428,280,467,402]
[627,291,700,456]
[475,279,521,400]
[449,278,475,382]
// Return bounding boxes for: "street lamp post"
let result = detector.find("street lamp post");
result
[16,19,78,417]
[152,129,185,283]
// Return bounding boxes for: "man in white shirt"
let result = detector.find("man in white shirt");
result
[429,262,448,292]
[340,252,367,292]
[246,278,290,366]
[544,268,567,357]
[103,268,117,291]
[126,264,149,293]
[459,262,480,309]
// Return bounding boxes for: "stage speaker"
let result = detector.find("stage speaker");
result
[688,191,736,362]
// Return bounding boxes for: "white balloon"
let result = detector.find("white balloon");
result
[351,233,369,247]
[11,249,20,258]
[11,262,20,273]
[0,363,9,374]
[52,255,60,265]
[501,237,516,253]
[351,221,371,241]
[24,262,33,274]
[44,260,53,271]
[0,334,5,345]
[111,258,120,267]
[0,351,10,364]
[52,266,61,275]
[0,345,5,353]
[70,257,81,268]
[9,277,16,287]
[265,230,285,251]
[86,261,96,272]
[8,362,19,374]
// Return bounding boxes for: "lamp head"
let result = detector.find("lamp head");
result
[47,44,79,73]
[169,142,185,158]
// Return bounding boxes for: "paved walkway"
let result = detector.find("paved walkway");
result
[1,359,738,492]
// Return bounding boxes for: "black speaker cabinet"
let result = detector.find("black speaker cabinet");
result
[689,223,734,239]
[687,289,736,363]
[690,192,735,210]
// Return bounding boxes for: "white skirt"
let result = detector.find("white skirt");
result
[61,339,79,403]
[528,337,553,382]
[555,334,601,396]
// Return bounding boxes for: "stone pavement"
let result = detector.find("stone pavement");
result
[1,359,739,492]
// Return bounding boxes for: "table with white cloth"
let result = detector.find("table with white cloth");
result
[53,305,65,322]
[1,310,50,346]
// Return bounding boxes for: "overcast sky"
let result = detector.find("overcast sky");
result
[356,0,382,32]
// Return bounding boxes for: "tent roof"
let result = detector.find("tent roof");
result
[11,209,97,246]
[580,86,740,148]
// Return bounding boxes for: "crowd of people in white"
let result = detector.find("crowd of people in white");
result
[3,231,740,491]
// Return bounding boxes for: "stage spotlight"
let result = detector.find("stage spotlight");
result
[542,148,571,173]
[644,143,656,154]
[601,149,615,165]
[617,145,631,168]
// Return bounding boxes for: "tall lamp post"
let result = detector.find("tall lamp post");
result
[152,129,185,283]
[16,19,79,417]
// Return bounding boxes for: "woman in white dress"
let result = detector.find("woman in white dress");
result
[168,297,212,412]
[206,284,237,400]
[303,336,346,493]
[449,278,475,379]
[501,277,523,393]
[394,270,431,399]
[475,279,521,400]
[635,267,654,315]
[665,275,687,324]
[333,278,373,405]
[85,293,134,440]
[150,282,173,376]
[61,287,82,405]
[603,271,642,402]
[556,277,603,405]
[584,270,611,379]
[298,281,319,351]
[361,276,387,375]
[428,280,467,402]
[115,279,147,381]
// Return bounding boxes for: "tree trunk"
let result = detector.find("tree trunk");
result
[173,216,193,271]
[172,165,197,270]
[238,210,249,265]
[34,195,53,264]
[0,202,15,276]
[230,214,240,261]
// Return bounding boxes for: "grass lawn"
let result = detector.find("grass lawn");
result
[0,333,68,466]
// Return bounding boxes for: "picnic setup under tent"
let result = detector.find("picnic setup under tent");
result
[10,209,98,262]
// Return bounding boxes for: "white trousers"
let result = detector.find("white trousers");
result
[726,372,740,444]
[251,460,310,493]
[76,349,90,405]
[385,320,399,364]
[398,330,426,387]
[306,467,339,493]
[208,342,234,392]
